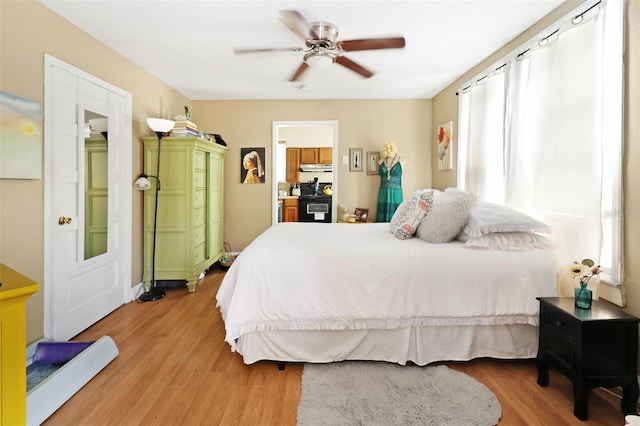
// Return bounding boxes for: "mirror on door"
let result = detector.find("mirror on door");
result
[84,110,108,260]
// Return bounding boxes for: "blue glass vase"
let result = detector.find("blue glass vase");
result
[574,282,592,309]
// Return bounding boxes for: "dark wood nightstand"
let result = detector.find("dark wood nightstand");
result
[536,297,640,420]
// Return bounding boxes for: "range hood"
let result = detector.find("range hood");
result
[300,164,332,172]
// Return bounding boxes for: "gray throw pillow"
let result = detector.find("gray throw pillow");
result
[416,188,475,243]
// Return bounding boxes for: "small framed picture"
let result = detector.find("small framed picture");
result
[349,148,363,172]
[366,151,380,175]
[437,121,454,171]
[354,207,369,222]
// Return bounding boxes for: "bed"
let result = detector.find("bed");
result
[216,205,558,366]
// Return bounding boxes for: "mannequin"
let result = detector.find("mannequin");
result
[376,141,406,222]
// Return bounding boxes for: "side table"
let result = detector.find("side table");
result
[536,297,640,420]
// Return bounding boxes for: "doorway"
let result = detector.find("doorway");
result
[43,55,132,341]
[271,120,338,225]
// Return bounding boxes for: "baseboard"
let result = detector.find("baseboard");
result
[599,283,626,307]
[130,281,144,301]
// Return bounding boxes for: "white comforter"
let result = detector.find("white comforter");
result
[216,223,557,351]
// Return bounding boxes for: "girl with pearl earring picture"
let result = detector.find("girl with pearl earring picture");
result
[241,147,265,184]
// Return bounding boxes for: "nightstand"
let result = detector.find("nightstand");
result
[536,297,640,420]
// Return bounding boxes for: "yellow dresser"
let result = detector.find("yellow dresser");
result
[0,263,39,425]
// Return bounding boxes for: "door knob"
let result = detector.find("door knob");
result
[58,216,72,225]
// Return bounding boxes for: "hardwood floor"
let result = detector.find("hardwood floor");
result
[43,266,630,425]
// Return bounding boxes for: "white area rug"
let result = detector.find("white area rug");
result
[297,361,501,426]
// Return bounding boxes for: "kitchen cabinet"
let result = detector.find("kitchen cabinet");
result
[319,147,333,164]
[287,147,333,182]
[281,198,299,222]
[286,148,300,182]
[0,263,39,426]
[300,147,333,164]
[300,147,318,164]
[142,137,227,292]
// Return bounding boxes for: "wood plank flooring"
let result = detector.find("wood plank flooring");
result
[43,266,629,425]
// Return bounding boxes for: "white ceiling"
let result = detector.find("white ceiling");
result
[39,0,565,100]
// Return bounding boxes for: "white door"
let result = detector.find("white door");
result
[44,55,132,341]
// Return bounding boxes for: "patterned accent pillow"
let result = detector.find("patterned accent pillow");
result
[390,190,435,239]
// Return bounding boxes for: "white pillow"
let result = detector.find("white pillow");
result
[457,201,552,240]
[415,188,475,243]
[462,232,556,251]
[389,190,435,240]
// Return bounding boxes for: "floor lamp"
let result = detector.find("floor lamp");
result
[134,118,175,302]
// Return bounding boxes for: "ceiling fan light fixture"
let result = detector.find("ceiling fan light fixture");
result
[304,51,334,69]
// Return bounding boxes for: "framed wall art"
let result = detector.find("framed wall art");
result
[0,91,42,179]
[349,148,363,172]
[241,147,265,184]
[366,151,380,175]
[437,121,453,171]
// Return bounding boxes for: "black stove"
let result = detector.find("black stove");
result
[298,181,332,222]
[299,181,331,196]
[299,194,332,201]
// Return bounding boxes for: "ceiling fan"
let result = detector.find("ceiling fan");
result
[233,10,406,81]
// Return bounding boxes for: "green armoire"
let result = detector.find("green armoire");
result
[142,136,227,292]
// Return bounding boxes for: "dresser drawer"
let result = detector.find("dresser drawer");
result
[193,243,206,266]
[193,207,205,226]
[193,189,205,207]
[193,170,206,188]
[193,225,206,245]
[194,151,206,170]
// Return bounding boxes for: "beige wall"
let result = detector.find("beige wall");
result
[193,100,432,250]
[0,1,190,342]
[431,1,640,318]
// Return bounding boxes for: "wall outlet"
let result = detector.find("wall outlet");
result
[342,155,348,165]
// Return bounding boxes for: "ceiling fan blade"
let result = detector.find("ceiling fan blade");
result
[338,37,406,52]
[289,62,309,82]
[335,56,374,79]
[279,10,318,41]
[233,46,304,55]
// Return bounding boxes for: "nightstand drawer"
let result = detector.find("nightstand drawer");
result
[544,326,575,369]
[542,307,580,339]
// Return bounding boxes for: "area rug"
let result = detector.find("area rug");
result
[296,361,501,426]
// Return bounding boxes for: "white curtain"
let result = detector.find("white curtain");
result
[457,72,508,205]
[457,0,624,284]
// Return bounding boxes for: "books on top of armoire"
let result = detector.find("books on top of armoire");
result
[171,113,199,137]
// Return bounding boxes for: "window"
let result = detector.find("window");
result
[457,0,624,285]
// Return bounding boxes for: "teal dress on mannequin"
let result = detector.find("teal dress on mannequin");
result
[376,160,403,222]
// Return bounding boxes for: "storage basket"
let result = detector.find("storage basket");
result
[219,242,237,269]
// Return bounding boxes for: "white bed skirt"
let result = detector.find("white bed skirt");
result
[235,323,539,366]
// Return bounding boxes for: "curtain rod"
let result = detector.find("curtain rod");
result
[455,0,602,96]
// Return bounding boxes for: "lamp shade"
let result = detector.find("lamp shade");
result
[146,118,175,133]
[89,118,108,133]
[133,176,152,190]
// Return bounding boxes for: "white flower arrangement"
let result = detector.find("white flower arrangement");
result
[567,258,601,286]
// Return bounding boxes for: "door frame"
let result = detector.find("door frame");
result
[271,120,339,225]
[43,54,132,339]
